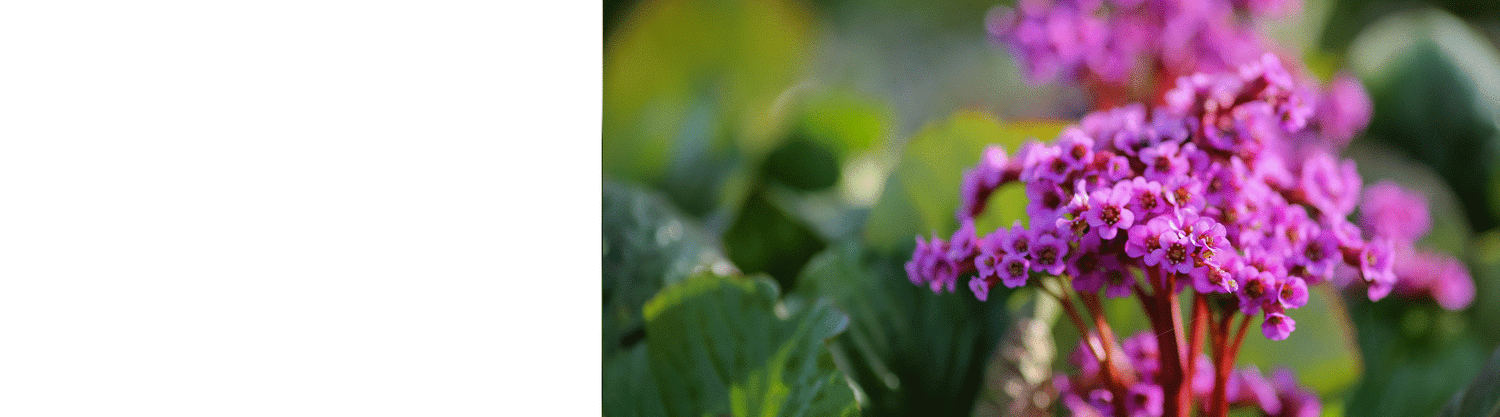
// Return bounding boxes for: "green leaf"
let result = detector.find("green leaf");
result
[604,273,859,417]
[1440,347,1500,417]
[763,138,841,191]
[1344,298,1488,417]
[862,111,1067,254]
[602,181,730,358]
[797,92,892,160]
[1336,146,1492,416]
[724,191,828,291]
[794,242,1012,417]
[603,344,666,417]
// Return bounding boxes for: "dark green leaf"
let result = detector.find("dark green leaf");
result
[1439,347,1500,417]
[795,242,1012,417]
[764,138,841,191]
[1343,294,1488,417]
[603,273,859,417]
[724,191,827,291]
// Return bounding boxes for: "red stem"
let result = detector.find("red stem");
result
[1152,273,1188,417]
[1209,312,1253,417]
[1057,294,1093,341]
[1186,293,1208,413]
[1080,293,1133,417]
[1228,314,1252,366]
[1049,279,1135,417]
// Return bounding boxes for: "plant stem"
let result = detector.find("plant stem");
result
[1209,311,1253,417]
[1079,292,1133,417]
[1228,313,1252,366]
[1209,308,1234,417]
[1186,293,1207,414]
[1046,276,1134,416]
[1151,272,1187,417]
[1047,283,1094,342]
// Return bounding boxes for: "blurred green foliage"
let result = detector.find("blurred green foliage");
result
[1344,297,1487,417]
[863,112,1065,253]
[1350,8,1500,231]
[1439,346,1500,417]
[602,181,726,358]
[604,0,812,218]
[1334,138,1493,416]
[1338,11,1500,415]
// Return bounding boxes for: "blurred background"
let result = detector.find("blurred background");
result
[601,0,1500,416]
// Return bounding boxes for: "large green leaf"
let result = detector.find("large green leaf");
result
[602,181,730,358]
[1347,8,1500,231]
[794,242,1012,417]
[604,273,859,417]
[1440,347,1500,417]
[862,111,1067,254]
[1343,297,1488,417]
[1357,230,1500,416]
[604,344,666,417]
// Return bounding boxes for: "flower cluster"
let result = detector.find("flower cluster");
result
[986,0,1288,90]
[908,53,1395,341]
[906,0,1472,413]
[1056,332,1319,417]
[1359,181,1475,310]
[985,0,1373,150]
[901,52,1447,416]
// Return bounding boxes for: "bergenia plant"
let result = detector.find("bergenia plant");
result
[906,0,1473,415]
